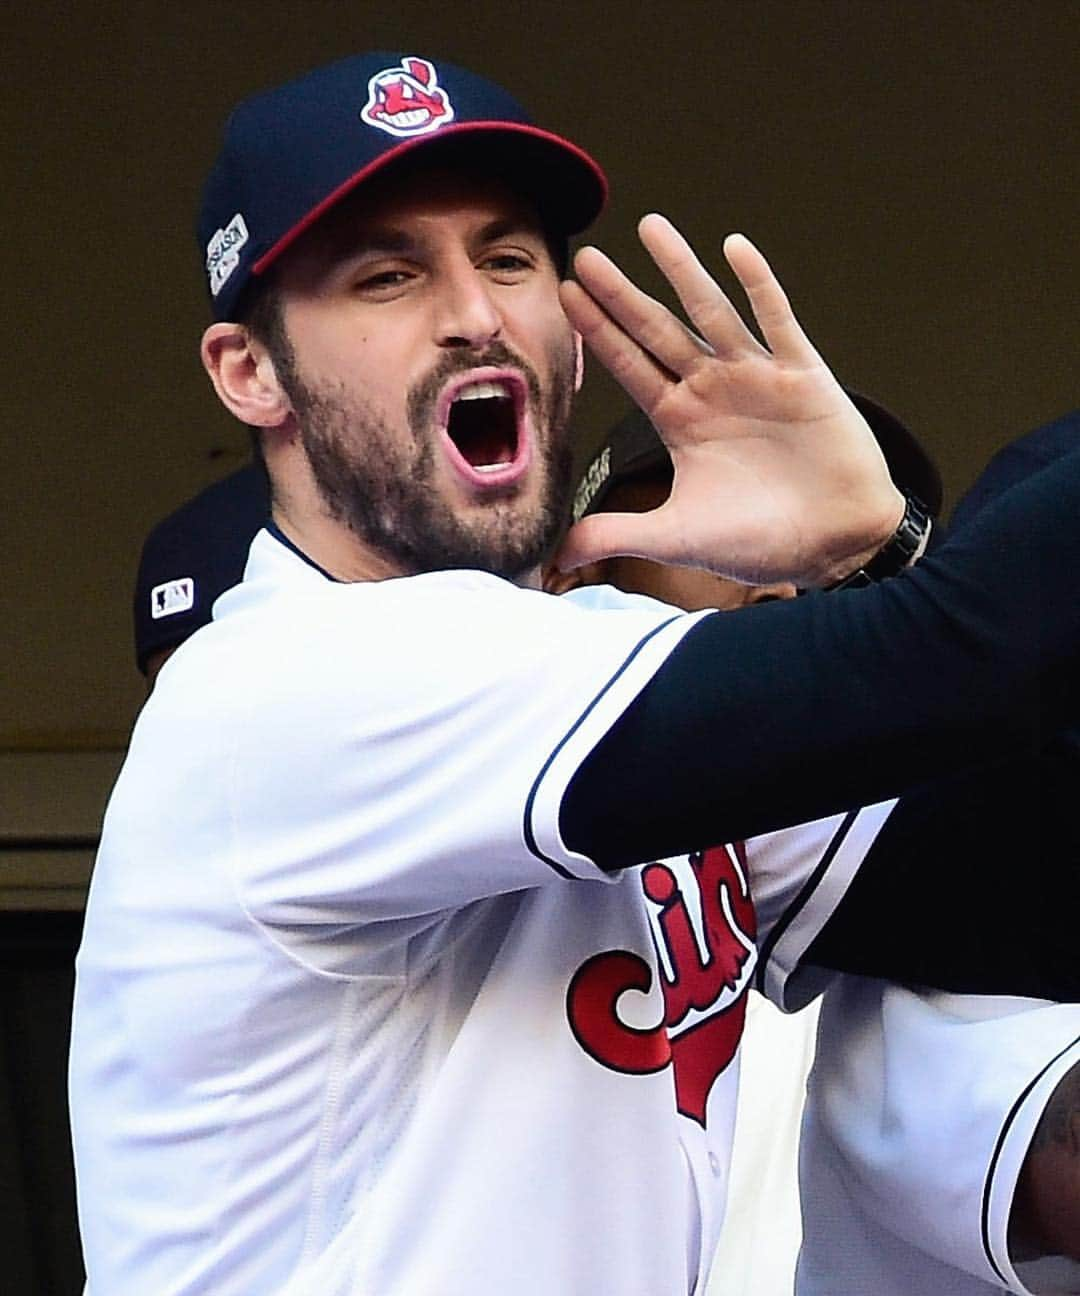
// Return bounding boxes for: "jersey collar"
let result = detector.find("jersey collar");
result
[265,521,342,582]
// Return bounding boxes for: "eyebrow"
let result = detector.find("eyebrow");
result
[331,229,414,261]
[472,217,545,246]
[330,216,547,266]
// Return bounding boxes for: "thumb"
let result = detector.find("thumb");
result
[553,510,679,572]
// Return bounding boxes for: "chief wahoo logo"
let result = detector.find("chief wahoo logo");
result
[566,844,757,1127]
[361,56,454,138]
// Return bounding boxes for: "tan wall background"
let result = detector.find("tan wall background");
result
[4,0,1079,760]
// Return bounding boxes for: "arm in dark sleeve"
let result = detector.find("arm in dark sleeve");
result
[562,445,1080,871]
[804,735,1080,999]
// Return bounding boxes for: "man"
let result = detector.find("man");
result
[70,52,1080,1295]
[125,426,1080,1296]
[124,394,928,1296]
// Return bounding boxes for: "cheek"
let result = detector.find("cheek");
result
[302,329,411,415]
[287,303,405,390]
[505,289,575,370]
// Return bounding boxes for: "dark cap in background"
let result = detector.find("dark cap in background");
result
[573,391,943,523]
[133,465,269,674]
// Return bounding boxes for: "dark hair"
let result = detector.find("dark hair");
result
[237,272,287,356]
[233,274,290,486]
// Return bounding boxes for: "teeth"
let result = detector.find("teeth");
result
[474,462,510,473]
[454,380,511,402]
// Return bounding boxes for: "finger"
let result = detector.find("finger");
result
[721,234,824,365]
[638,214,768,360]
[552,509,681,572]
[559,279,674,414]
[571,245,710,376]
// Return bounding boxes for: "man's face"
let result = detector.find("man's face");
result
[265,165,580,579]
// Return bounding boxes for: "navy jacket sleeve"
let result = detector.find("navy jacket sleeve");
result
[561,446,1080,995]
[803,737,1080,998]
[564,445,1080,862]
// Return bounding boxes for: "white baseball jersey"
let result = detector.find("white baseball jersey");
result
[69,532,891,1296]
[797,978,1080,1295]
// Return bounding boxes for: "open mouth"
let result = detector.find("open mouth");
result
[440,371,530,486]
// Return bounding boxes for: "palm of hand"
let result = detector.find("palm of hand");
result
[556,217,902,587]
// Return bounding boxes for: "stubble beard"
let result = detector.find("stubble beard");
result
[278,340,577,580]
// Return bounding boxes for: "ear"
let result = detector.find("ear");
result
[745,581,799,605]
[200,323,292,428]
[573,331,585,392]
[543,557,605,595]
[542,563,580,595]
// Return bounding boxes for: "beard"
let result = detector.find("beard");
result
[277,339,577,581]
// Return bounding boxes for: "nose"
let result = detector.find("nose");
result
[434,259,502,349]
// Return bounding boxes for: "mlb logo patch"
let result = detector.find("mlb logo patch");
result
[150,577,195,620]
[360,56,454,138]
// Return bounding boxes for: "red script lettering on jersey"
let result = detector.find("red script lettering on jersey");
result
[566,844,757,1126]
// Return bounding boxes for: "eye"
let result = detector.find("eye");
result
[479,250,536,279]
[353,267,416,296]
[484,253,530,270]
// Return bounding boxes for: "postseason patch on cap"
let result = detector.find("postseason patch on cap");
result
[206,213,249,298]
[360,56,455,138]
[572,446,612,522]
[150,577,196,620]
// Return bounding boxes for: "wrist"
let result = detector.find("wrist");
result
[821,492,932,591]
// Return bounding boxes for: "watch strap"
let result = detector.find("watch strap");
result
[825,493,932,591]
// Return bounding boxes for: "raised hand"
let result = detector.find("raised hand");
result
[556,216,904,588]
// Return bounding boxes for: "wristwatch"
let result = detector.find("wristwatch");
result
[825,493,933,591]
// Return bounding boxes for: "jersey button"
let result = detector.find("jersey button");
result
[708,1151,722,1176]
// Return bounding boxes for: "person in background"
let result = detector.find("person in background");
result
[796,411,1080,1296]
[548,394,944,1296]
[565,402,1080,1293]
[133,463,267,687]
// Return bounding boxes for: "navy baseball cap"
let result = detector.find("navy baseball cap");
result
[133,464,269,674]
[573,392,944,522]
[198,52,608,320]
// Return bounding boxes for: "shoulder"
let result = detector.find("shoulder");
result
[181,542,690,730]
[226,540,683,658]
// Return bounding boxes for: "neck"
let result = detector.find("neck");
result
[270,504,402,583]
[265,429,406,582]
[266,435,549,588]
[270,504,545,590]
